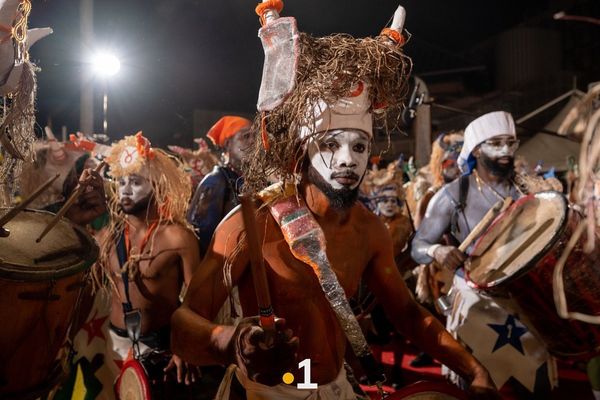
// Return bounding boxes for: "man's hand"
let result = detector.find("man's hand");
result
[65,168,107,226]
[164,354,200,385]
[468,367,501,399]
[231,317,299,386]
[433,245,466,271]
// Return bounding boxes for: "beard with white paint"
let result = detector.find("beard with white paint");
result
[306,129,371,209]
[377,188,400,218]
[478,135,518,178]
[118,173,154,215]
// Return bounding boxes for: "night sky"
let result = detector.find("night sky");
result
[26,0,594,147]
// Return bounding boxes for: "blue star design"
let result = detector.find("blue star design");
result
[488,314,527,354]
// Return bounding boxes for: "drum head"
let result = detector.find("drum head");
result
[466,191,568,288]
[387,381,469,399]
[115,359,151,400]
[0,208,98,281]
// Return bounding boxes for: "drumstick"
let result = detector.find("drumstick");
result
[238,195,276,345]
[0,173,60,229]
[36,162,105,243]
[458,197,512,253]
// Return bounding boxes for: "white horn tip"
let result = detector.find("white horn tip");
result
[390,5,406,32]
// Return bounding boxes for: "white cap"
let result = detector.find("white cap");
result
[458,111,516,172]
[300,81,373,139]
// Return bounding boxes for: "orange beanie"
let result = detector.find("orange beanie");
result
[206,116,252,147]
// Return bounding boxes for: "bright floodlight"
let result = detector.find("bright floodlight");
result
[92,52,121,77]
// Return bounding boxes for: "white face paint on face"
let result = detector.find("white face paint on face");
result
[376,188,400,218]
[479,135,519,159]
[118,173,153,212]
[226,127,254,167]
[307,129,371,190]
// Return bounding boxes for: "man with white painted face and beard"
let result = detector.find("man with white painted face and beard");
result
[96,133,201,394]
[172,5,499,397]
[172,84,498,398]
[411,111,557,396]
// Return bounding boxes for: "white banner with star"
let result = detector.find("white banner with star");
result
[444,275,558,393]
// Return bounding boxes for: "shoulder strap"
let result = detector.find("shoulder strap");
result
[116,232,143,349]
[449,174,471,238]
[459,174,470,209]
[116,233,133,313]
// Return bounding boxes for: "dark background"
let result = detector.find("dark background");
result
[28,0,600,147]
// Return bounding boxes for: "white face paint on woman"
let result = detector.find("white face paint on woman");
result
[118,173,153,214]
[376,188,400,218]
[307,129,371,190]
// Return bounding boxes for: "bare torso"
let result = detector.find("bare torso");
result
[101,223,194,334]
[174,184,493,392]
[229,203,379,383]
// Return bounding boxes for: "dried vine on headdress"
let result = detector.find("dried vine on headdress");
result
[244,32,412,194]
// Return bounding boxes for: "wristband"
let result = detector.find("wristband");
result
[427,244,442,258]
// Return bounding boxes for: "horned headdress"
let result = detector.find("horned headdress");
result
[244,0,412,193]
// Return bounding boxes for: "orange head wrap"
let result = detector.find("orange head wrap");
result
[206,116,252,147]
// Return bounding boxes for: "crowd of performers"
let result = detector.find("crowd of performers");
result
[1,1,599,400]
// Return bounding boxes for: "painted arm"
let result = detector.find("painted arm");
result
[411,187,455,264]
[364,222,497,396]
[172,210,248,365]
[175,226,201,288]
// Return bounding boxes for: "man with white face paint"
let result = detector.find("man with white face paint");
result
[306,128,370,209]
[174,88,500,400]
[411,111,557,396]
[118,173,154,215]
[172,4,498,398]
[96,133,202,395]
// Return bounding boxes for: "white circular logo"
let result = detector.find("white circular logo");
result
[119,146,139,169]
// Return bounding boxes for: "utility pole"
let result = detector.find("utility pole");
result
[79,0,94,134]
[412,77,432,167]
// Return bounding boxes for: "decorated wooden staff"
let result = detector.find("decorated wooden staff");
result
[238,195,276,345]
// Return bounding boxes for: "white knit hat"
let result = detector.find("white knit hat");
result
[458,111,516,172]
[299,81,373,139]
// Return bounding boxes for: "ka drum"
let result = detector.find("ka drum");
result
[115,351,192,400]
[465,191,600,359]
[0,209,98,399]
[385,381,469,399]
[115,358,153,400]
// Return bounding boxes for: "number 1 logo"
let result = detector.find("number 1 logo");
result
[297,358,318,389]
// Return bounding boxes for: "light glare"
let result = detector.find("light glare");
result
[92,52,121,77]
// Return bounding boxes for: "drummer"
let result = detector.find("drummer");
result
[411,111,557,396]
[96,133,200,389]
